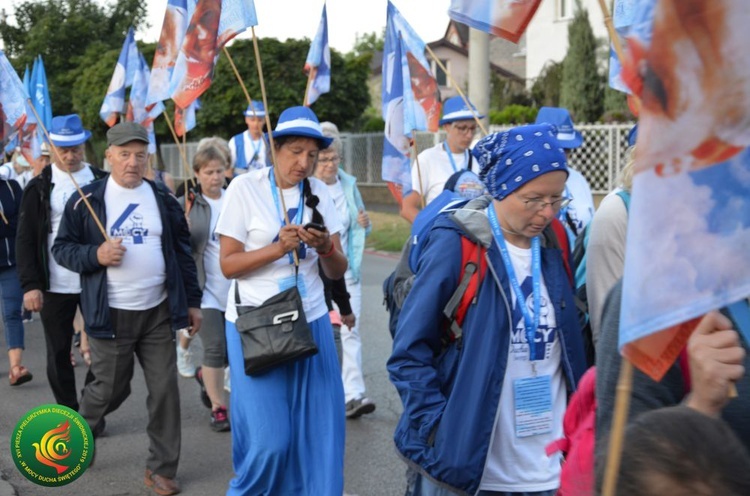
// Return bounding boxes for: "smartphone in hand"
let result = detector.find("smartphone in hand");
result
[303,222,326,232]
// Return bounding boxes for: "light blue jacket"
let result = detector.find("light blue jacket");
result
[337,169,370,283]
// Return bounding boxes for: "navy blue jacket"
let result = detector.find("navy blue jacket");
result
[51,178,202,339]
[387,201,587,495]
[0,179,23,267]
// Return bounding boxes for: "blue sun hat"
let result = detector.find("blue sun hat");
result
[534,107,583,149]
[627,124,638,147]
[244,100,266,117]
[472,123,569,200]
[270,106,333,147]
[49,114,91,147]
[439,95,485,126]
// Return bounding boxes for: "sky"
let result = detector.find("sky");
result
[140,0,452,52]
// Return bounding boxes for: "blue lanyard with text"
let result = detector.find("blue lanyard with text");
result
[269,169,304,264]
[443,142,468,173]
[487,206,544,361]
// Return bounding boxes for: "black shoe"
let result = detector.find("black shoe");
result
[194,366,211,409]
[210,407,231,432]
[345,397,376,419]
[92,418,106,438]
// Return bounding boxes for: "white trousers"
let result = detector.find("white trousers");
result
[340,274,365,402]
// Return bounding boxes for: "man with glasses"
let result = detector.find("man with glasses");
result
[16,114,108,411]
[400,96,484,224]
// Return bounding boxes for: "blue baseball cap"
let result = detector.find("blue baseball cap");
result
[270,106,333,148]
[49,114,91,147]
[439,96,484,126]
[244,101,266,117]
[534,107,583,149]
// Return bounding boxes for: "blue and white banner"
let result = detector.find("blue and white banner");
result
[304,3,330,106]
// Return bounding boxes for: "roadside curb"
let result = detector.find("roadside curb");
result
[364,249,400,260]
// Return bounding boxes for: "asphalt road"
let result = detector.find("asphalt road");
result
[0,252,404,496]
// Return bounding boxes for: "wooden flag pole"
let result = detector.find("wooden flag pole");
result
[412,139,425,209]
[303,69,314,107]
[162,111,196,188]
[251,26,299,266]
[223,46,253,106]
[26,101,108,240]
[424,44,488,136]
[602,358,634,496]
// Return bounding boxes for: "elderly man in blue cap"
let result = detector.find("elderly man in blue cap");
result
[400,95,484,224]
[228,100,269,176]
[534,107,595,241]
[16,114,108,410]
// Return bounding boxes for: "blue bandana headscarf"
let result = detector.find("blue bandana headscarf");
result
[472,124,569,200]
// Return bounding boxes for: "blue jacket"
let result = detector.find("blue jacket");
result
[51,178,202,339]
[337,169,370,282]
[387,200,587,495]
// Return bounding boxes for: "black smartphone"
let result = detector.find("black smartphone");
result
[303,222,326,232]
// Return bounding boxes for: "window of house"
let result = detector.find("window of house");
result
[431,59,449,87]
[558,0,573,20]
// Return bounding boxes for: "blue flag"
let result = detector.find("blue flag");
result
[304,3,330,106]
[448,0,542,44]
[33,56,53,132]
[619,2,750,381]
[0,51,31,150]
[100,27,140,126]
[128,54,164,153]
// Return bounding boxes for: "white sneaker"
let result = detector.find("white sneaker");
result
[224,366,231,393]
[176,344,196,378]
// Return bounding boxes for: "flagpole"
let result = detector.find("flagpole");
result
[411,138,425,209]
[303,69,314,107]
[424,45,488,136]
[222,46,253,106]
[25,101,109,240]
[601,358,633,496]
[162,111,196,188]
[251,26,299,266]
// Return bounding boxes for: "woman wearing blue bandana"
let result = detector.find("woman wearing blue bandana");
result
[388,124,586,496]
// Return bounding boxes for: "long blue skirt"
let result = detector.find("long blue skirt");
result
[225,314,345,496]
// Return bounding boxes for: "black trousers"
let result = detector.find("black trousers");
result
[39,292,81,410]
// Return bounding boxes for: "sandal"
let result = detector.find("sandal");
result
[9,365,32,386]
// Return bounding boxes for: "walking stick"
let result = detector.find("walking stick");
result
[162,111,196,189]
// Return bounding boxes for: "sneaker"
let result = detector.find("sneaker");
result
[210,407,230,432]
[345,397,376,419]
[176,344,195,378]
[194,367,211,409]
[223,367,231,393]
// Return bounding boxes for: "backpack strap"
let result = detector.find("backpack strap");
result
[441,237,487,349]
[548,218,573,286]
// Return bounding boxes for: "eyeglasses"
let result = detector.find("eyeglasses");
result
[513,192,573,212]
[452,124,477,135]
[317,155,340,165]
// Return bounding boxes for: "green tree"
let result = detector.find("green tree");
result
[531,60,564,108]
[0,0,147,116]
[490,73,531,109]
[352,30,385,58]
[560,4,603,122]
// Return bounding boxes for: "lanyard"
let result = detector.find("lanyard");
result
[269,169,304,264]
[248,133,263,163]
[443,142,469,173]
[487,206,544,361]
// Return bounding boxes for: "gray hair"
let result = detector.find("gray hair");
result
[320,121,343,156]
[616,145,635,192]
[197,136,231,167]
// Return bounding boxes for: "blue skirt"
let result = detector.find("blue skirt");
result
[225,314,345,496]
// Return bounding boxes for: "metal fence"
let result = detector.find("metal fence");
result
[160,123,634,195]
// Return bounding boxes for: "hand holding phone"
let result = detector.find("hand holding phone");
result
[303,222,326,232]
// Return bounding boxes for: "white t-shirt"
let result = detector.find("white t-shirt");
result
[202,193,230,311]
[215,169,343,324]
[327,179,351,255]
[104,177,167,310]
[229,130,268,173]
[411,143,479,205]
[558,168,595,239]
[48,164,96,294]
[479,241,566,492]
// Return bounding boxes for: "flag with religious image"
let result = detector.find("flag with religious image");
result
[448,0,542,44]
[619,1,750,381]
[148,0,194,106]
[170,0,257,110]
[304,3,331,106]
[100,27,140,126]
